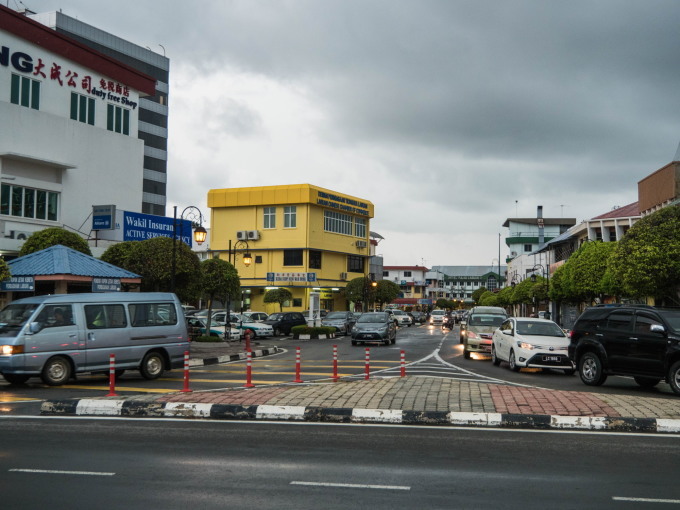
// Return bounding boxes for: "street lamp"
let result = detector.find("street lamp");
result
[230,239,252,267]
[530,264,550,318]
[171,205,207,293]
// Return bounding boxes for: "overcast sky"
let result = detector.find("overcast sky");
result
[19,0,680,267]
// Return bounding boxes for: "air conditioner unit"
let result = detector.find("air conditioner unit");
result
[236,230,248,240]
[355,240,367,248]
[247,230,260,240]
[511,251,518,257]
[340,272,348,280]
[5,230,32,240]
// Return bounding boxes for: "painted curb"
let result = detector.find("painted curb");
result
[39,400,680,434]
[188,346,282,367]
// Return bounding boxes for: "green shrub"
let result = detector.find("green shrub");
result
[290,326,335,335]
[194,335,224,342]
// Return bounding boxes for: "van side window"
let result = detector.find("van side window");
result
[129,303,177,327]
[85,304,127,329]
[37,304,75,328]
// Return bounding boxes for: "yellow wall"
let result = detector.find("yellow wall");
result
[208,184,374,312]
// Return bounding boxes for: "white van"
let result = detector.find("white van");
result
[0,292,189,385]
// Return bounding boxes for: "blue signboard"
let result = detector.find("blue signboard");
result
[123,211,193,247]
[1,276,35,291]
[92,205,116,230]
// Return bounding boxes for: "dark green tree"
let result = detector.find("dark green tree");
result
[264,288,293,312]
[471,286,488,303]
[435,298,449,309]
[568,241,617,303]
[344,277,379,310]
[607,206,680,303]
[478,290,498,306]
[125,236,201,302]
[100,241,137,268]
[0,257,10,282]
[19,227,91,256]
[375,280,400,309]
[201,258,240,330]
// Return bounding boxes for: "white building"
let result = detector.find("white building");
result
[0,6,156,257]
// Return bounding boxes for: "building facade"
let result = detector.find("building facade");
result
[431,265,506,304]
[0,6,155,257]
[382,265,428,307]
[207,184,374,313]
[28,9,170,217]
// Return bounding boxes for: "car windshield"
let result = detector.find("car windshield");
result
[660,310,680,333]
[325,312,346,319]
[230,314,251,322]
[0,303,38,336]
[267,313,284,320]
[431,310,445,316]
[516,320,565,337]
[468,314,505,327]
[358,313,387,323]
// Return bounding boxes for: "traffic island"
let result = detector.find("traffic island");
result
[291,325,336,340]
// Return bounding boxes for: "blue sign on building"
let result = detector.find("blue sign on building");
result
[92,205,116,231]
[1,276,35,291]
[123,211,193,246]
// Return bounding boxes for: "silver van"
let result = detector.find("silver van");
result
[0,292,189,385]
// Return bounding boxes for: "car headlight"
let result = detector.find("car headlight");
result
[517,341,535,350]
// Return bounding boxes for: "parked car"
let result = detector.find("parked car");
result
[302,309,328,320]
[568,305,680,394]
[219,313,274,338]
[264,312,307,336]
[186,317,242,340]
[410,311,425,324]
[351,312,397,346]
[429,309,446,326]
[321,311,357,335]
[491,317,574,374]
[389,309,413,327]
[243,311,268,322]
[461,306,508,359]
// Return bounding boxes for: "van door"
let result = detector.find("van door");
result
[25,304,85,373]
[84,303,130,371]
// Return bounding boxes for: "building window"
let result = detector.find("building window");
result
[487,276,498,291]
[347,255,364,273]
[11,74,40,110]
[283,249,303,266]
[524,244,532,252]
[292,298,302,307]
[324,210,353,235]
[355,217,366,238]
[1,184,58,221]
[284,206,297,228]
[309,250,322,269]
[384,271,389,277]
[404,271,412,277]
[107,104,130,135]
[263,206,276,229]
[70,92,95,125]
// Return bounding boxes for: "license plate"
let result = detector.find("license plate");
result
[482,345,491,352]
[543,356,560,362]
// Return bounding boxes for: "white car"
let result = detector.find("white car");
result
[217,313,274,338]
[389,309,413,327]
[429,309,446,325]
[243,311,268,322]
[491,317,575,375]
[186,317,243,340]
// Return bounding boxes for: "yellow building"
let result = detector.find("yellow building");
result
[207,184,374,313]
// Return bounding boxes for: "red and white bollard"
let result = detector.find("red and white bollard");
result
[244,350,255,388]
[106,353,118,397]
[181,351,192,393]
[294,346,303,383]
[244,329,252,352]
[400,350,406,377]
[364,347,370,380]
[332,345,339,381]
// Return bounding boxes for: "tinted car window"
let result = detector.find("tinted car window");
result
[358,313,388,323]
[468,314,505,327]
[516,320,565,337]
[605,311,633,331]
[268,313,284,321]
[326,312,347,319]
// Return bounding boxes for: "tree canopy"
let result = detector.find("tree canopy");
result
[19,227,91,257]
[375,280,400,308]
[201,258,240,327]
[264,288,293,311]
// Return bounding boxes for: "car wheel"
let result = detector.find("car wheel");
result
[274,327,281,337]
[463,347,471,360]
[383,337,390,346]
[634,376,661,388]
[491,345,501,366]
[508,350,520,372]
[2,373,30,384]
[140,351,164,380]
[578,351,607,386]
[668,361,680,395]
[41,356,71,386]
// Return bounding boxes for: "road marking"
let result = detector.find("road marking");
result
[0,397,42,403]
[9,468,115,476]
[60,385,177,393]
[613,497,680,504]
[291,481,410,491]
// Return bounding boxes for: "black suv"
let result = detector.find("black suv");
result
[263,312,307,336]
[568,305,680,394]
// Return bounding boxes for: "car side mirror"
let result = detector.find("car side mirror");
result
[650,324,666,334]
[29,321,42,334]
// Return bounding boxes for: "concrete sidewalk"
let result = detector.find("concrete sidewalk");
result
[40,340,680,434]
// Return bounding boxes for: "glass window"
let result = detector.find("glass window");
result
[71,92,96,126]
[347,255,364,273]
[11,186,22,217]
[23,188,35,218]
[606,312,633,332]
[284,206,297,228]
[85,304,127,329]
[309,250,322,269]
[36,304,75,328]
[129,302,177,327]
[324,210,353,235]
[263,206,276,229]
[283,249,303,266]
[10,74,40,110]
[1,184,60,221]
[355,217,366,238]
[404,271,412,277]
[107,104,130,135]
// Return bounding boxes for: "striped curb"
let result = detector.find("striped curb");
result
[39,400,680,433]
[188,346,282,367]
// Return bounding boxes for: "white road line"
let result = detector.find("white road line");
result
[291,481,410,491]
[613,497,680,504]
[9,468,115,476]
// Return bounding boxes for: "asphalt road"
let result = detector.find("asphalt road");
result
[1,418,679,509]
[0,323,677,418]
